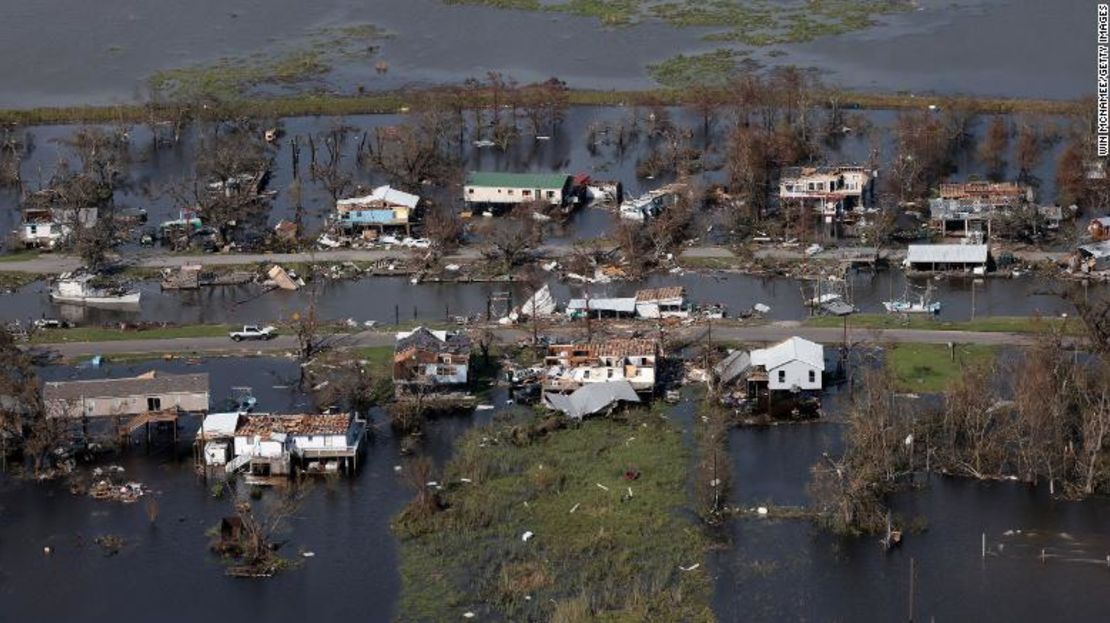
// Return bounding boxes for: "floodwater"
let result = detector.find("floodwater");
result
[0,265,1077,327]
[0,356,501,622]
[3,357,1109,621]
[715,422,1110,622]
[0,104,1087,329]
[0,106,1075,242]
[0,0,1090,108]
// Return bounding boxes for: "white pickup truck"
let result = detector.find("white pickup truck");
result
[229,325,277,341]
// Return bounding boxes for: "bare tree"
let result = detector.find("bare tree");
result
[479,203,544,272]
[977,116,1009,180]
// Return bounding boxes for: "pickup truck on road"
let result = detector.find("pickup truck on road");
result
[229,325,277,341]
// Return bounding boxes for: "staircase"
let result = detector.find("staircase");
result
[225,453,252,474]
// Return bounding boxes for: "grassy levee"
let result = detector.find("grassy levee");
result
[807,314,1085,336]
[392,408,713,621]
[29,324,237,344]
[0,88,1082,127]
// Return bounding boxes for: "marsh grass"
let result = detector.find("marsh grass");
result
[393,408,713,621]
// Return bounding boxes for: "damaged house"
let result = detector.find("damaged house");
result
[542,339,659,395]
[18,206,98,249]
[634,287,689,319]
[1072,240,1110,274]
[928,181,1034,238]
[779,166,874,235]
[393,327,472,397]
[336,185,420,238]
[227,413,365,478]
[618,183,685,221]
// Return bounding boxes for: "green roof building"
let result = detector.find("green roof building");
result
[464,171,573,208]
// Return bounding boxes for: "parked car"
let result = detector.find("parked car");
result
[402,237,432,249]
[229,325,277,341]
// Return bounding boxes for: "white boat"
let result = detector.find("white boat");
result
[882,284,940,314]
[882,300,941,314]
[50,273,141,307]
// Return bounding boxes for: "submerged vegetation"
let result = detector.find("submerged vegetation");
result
[647,49,753,89]
[147,24,392,102]
[393,408,713,621]
[446,0,912,45]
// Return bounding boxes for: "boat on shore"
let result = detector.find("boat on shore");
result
[50,273,141,307]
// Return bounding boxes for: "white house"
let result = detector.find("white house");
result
[463,171,573,210]
[750,337,825,391]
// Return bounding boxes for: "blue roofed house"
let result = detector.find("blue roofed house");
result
[337,185,421,237]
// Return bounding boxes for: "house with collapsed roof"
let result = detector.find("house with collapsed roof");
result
[221,412,365,478]
[543,380,641,419]
[928,181,1034,238]
[1088,216,1110,241]
[779,165,874,234]
[43,371,210,419]
[393,327,472,397]
[634,287,689,319]
[463,171,575,214]
[1072,240,1110,274]
[336,185,420,237]
[542,339,659,395]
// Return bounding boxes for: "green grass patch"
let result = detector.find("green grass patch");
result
[886,343,998,393]
[0,271,42,290]
[393,411,713,621]
[807,314,1084,336]
[0,250,41,263]
[30,324,236,344]
[352,345,394,371]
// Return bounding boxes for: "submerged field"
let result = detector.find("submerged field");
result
[392,408,713,621]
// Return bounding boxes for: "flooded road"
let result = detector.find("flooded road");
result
[0,266,1077,327]
[0,1,1089,108]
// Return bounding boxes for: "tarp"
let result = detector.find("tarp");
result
[714,350,752,386]
[519,284,556,317]
[544,380,640,420]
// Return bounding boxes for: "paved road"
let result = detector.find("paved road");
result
[37,324,1038,359]
[0,242,618,274]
